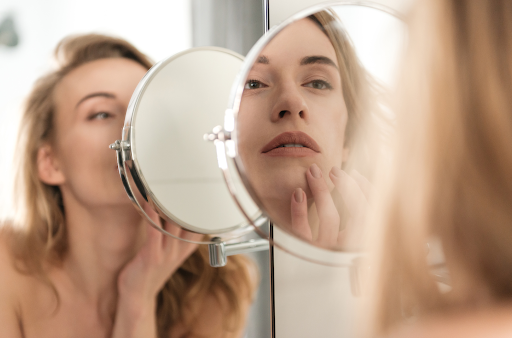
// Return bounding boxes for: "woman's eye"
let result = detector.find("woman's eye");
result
[90,112,111,120]
[244,79,267,90]
[304,80,333,90]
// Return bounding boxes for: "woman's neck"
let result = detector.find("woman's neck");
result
[57,193,145,321]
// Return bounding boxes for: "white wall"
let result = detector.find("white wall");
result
[269,0,415,27]
[0,0,192,218]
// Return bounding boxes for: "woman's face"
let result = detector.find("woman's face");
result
[47,58,147,207]
[238,18,348,225]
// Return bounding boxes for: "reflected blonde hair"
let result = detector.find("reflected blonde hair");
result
[9,34,256,337]
[311,10,390,180]
[367,0,512,335]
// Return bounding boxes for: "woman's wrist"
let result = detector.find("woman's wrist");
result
[112,294,157,338]
[117,291,156,321]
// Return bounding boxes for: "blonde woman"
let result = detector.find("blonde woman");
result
[367,0,512,337]
[0,34,256,338]
[238,10,382,250]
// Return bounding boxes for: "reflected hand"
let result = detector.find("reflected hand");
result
[113,204,202,338]
[290,163,370,250]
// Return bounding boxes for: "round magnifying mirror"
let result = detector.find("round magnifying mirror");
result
[113,47,264,244]
[219,2,407,260]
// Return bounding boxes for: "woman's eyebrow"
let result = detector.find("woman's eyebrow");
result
[300,55,338,70]
[257,55,270,64]
[75,92,116,109]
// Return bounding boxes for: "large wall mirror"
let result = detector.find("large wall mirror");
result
[212,1,408,337]
[112,1,408,337]
[126,2,407,338]
[0,0,409,337]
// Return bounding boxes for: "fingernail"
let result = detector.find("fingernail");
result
[331,166,342,178]
[294,188,303,203]
[310,164,322,178]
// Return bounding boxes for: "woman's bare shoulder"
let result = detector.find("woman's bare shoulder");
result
[0,226,22,275]
[0,225,27,337]
[0,226,35,293]
[0,225,40,292]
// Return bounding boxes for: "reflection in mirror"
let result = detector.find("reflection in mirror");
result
[234,6,405,251]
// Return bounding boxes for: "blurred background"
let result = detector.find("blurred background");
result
[0,0,263,218]
[0,0,268,337]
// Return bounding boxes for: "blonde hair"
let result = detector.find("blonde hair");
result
[311,10,390,180]
[367,0,512,335]
[9,34,256,337]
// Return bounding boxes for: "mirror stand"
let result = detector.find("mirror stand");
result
[208,238,269,267]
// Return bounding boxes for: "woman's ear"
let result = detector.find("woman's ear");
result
[37,144,66,185]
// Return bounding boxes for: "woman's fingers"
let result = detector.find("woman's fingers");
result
[142,201,160,226]
[141,202,196,262]
[307,164,340,247]
[141,202,164,252]
[119,203,200,302]
[290,188,313,241]
[166,226,201,263]
[159,218,200,260]
[180,230,204,243]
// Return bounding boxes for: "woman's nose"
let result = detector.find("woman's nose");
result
[270,83,308,122]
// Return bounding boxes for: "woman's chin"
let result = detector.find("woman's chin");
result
[274,180,311,198]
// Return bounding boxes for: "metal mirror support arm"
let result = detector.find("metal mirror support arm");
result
[208,238,269,267]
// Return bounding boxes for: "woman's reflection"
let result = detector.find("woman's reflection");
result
[0,34,255,337]
[238,11,382,250]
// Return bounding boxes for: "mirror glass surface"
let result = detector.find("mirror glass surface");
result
[129,48,260,235]
[230,4,406,251]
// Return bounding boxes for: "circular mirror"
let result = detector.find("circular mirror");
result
[222,2,407,257]
[117,47,263,244]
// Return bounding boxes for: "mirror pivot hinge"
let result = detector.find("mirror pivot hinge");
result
[208,238,227,267]
[109,140,131,151]
[203,126,231,142]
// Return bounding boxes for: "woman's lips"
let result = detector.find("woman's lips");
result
[261,131,320,157]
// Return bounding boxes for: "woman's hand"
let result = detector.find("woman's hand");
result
[290,163,371,250]
[112,204,202,338]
